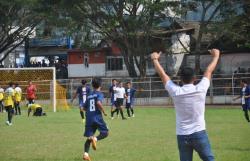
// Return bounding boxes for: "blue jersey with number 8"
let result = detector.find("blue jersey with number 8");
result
[84,91,104,124]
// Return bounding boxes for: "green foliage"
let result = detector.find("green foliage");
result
[59,0,177,77]
[0,0,49,62]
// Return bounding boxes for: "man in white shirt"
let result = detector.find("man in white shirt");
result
[111,82,126,120]
[151,49,220,161]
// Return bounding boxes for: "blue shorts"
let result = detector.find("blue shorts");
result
[242,104,250,111]
[111,98,115,106]
[84,116,109,137]
[126,103,133,108]
[79,100,85,109]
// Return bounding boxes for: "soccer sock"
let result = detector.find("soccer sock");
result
[131,108,134,115]
[18,105,21,115]
[244,110,250,122]
[84,139,91,153]
[14,105,18,115]
[119,108,125,119]
[7,108,13,123]
[80,111,84,119]
[96,132,108,141]
[111,109,118,117]
[127,108,130,117]
[116,109,119,116]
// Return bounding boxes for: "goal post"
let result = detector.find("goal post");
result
[0,67,57,112]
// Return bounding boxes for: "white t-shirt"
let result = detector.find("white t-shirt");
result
[242,87,246,105]
[165,77,210,135]
[115,87,126,99]
[113,86,117,101]
[15,87,22,93]
[82,87,87,103]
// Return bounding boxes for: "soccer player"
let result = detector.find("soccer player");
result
[27,103,46,117]
[125,82,136,118]
[0,86,4,112]
[82,77,109,161]
[109,79,119,117]
[4,82,15,126]
[26,81,37,104]
[111,82,126,120]
[14,83,22,115]
[151,49,220,161]
[233,79,250,122]
[71,80,91,123]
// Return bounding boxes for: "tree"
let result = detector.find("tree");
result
[180,0,240,72]
[0,0,45,63]
[61,0,178,77]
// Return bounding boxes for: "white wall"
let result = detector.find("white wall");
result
[171,32,190,54]
[200,53,250,74]
[68,64,105,77]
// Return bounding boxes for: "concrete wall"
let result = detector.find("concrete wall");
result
[101,96,241,106]
[186,53,250,74]
[68,64,105,77]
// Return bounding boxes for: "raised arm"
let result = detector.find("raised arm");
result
[204,49,220,80]
[151,52,171,85]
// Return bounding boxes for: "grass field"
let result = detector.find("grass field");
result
[0,107,250,161]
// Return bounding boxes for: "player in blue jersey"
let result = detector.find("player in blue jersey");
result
[109,79,119,117]
[82,77,109,161]
[71,80,91,123]
[233,79,250,122]
[125,82,136,118]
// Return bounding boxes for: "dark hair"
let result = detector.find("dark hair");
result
[81,80,87,85]
[180,67,195,84]
[9,82,13,87]
[126,82,131,85]
[92,77,102,89]
[241,79,248,84]
[112,79,117,82]
[15,83,19,86]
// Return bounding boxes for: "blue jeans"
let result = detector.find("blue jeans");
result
[177,130,214,161]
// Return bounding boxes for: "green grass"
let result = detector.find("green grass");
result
[0,107,250,161]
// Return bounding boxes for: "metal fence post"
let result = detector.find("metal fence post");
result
[149,77,152,99]
[70,79,73,100]
[232,72,235,97]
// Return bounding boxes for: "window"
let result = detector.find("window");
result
[106,57,123,71]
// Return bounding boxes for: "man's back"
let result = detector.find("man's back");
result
[84,91,104,123]
[166,77,210,135]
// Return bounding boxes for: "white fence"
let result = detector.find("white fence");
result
[57,73,250,105]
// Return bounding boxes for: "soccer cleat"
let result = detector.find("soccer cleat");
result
[82,119,85,124]
[91,137,97,150]
[83,153,91,161]
[5,121,12,126]
[111,117,114,120]
[132,114,135,117]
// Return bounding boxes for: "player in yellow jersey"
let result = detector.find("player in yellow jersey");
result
[28,103,46,117]
[4,82,15,126]
[0,86,4,112]
[14,83,22,115]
